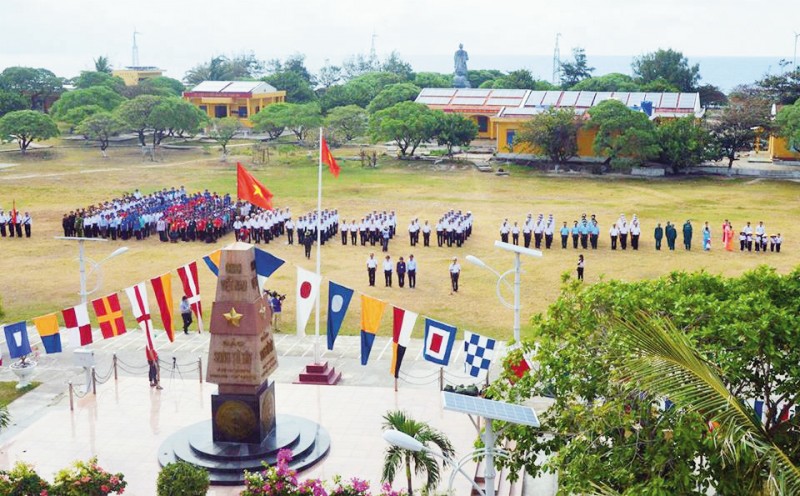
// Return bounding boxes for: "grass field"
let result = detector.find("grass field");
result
[1,141,798,342]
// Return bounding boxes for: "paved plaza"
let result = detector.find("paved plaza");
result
[0,330,554,495]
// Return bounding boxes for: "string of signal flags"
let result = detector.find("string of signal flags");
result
[2,143,496,380]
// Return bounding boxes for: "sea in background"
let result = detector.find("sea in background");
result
[408,54,791,93]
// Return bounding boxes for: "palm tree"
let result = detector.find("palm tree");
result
[93,56,112,74]
[381,410,455,495]
[614,314,800,495]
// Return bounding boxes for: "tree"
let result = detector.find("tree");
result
[316,60,342,89]
[252,102,321,142]
[490,267,800,494]
[467,69,505,89]
[148,98,207,141]
[0,67,63,110]
[413,72,452,88]
[266,54,314,85]
[320,72,403,112]
[0,90,27,118]
[755,68,800,105]
[342,53,380,80]
[140,77,185,97]
[0,110,59,153]
[381,51,414,81]
[587,99,660,166]
[115,94,163,145]
[76,111,126,157]
[656,116,713,173]
[483,69,555,90]
[73,71,124,91]
[251,103,290,139]
[50,86,125,122]
[381,410,454,495]
[571,73,640,92]
[432,111,478,155]
[616,314,800,495]
[632,48,700,92]
[775,98,800,153]
[324,105,367,143]
[208,117,241,157]
[369,101,436,156]
[697,84,728,108]
[515,108,582,164]
[93,55,112,74]
[183,53,264,85]
[366,83,421,114]
[264,71,316,103]
[559,47,594,88]
[61,105,105,131]
[706,94,771,167]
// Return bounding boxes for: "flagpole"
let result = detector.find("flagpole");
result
[314,127,323,364]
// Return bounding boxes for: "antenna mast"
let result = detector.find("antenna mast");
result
[369,31,378,69]
[552,33,562,84]
[132,29,141,67]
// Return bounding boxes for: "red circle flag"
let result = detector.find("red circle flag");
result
[300,281,312,298]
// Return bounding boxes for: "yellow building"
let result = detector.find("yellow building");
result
[112,66,165,86]
[416,89,703,156]
[769,104,800,161]
[183,81,286,128]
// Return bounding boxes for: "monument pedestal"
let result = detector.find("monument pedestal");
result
[296,361,342,385]
[158,242,330,484]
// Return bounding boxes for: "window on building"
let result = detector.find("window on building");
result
[239,106,248,118]
[255,106,260,114]
[506,130,516,148]
[199,105,207,114]
[476,115,489,133]
[215,105,227,118]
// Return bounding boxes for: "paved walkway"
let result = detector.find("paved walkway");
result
[0,331,557,495]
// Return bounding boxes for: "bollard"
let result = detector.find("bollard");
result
[197,356,203,383]
[69,381,74,411]
[439,368,444,391]
[113,354,118,381]
[91,366,97,395]
[172,356,177,370]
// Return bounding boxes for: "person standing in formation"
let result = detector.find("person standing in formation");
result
[449,257,461,293]
[381,224,391,252]
[589,219,599,249]
[422,221,431,246]
[303,228,314,259]
[21,212,32,238]
[383,255,393,287]
[755,221,766,252]
[630,216,641,250]
[180,295,193,334]
[0,208,6,237]
[703,222,711,251]
[499,219,510,243]
[571,220,580,249]
[366,253,378,287]
[609,223,619,250]
[683,220,693,250]
[576,254,585,281]
[654,222,663,251]
[665,221,677,250]
[350,219,358,245]
[396,256,407,288]
[341,219,349,245]
[407,254,417,288]
[560,221,570,249]
[544,214,555,249]
[618,215,628,250]
[511,222,520,245]
[534,214,544,249]
[523,214,533,248]
[721,219,732,252]
[436,219,444,247]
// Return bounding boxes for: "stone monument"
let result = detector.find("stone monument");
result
[453,43,471,88]
[159,242,330,485]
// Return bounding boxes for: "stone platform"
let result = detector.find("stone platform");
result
[158,414,330,485]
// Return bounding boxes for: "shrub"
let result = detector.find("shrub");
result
[157,461,209,496]
[0,461,50,495]
[50,457,126,495]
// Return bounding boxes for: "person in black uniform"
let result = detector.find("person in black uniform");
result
[303,228,314,259]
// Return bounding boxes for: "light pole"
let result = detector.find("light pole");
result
[382,429,488,496]
[794,32,799,71]
[55,237,129,303]
[466,240,541,345]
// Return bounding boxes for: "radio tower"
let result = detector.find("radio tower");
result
[369,31,379,70]
[132,29,141,67]
[552,33,562,85]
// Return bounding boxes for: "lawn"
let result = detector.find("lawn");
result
[0,382,39,407]
[0,141,797,342]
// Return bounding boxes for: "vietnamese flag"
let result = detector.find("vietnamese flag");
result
[237,162,273,210]
[320,137,340,178]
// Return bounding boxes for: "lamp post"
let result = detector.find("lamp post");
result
[466,240,541,345]
[794,32,799,71]
[382,429,488,496]
[55,237,129,303]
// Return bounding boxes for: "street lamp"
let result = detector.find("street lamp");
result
[794,32,800,71]
[382,429,488,496]
[467,240,542,345]
[55,237,129,303]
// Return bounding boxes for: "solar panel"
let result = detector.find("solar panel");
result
[420,88,457,97]
[489,89,528,98]
[559,91,580,107]
[611,92,629,104]
[224,81,260,93]
[456,88,491,97]
[593,92,613,105]
[660,93,679,108]
[644,93,664,107]
[442,391,540,427]
[191,81,230,92]
[677,93,697,109]
[416,96,453,105]
[486,97,524,106]
[452,97,487,105]
[524,91,547,107]
[627,92,648,107]
[575,91,596,107]
[540,91,562,106]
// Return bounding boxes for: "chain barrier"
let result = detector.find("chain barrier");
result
[398,369,440,386]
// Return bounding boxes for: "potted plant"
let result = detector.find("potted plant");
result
[157,461,209,496]
[9,346,39,389]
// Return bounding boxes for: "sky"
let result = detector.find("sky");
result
[1,0,797,83]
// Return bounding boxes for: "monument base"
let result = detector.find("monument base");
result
[158,414,330,485]
[211,381,275,444]
[296,361,342,385]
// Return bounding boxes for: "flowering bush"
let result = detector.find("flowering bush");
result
[0,461,50,496]
[241,450,405,496]
[49,457,126,495]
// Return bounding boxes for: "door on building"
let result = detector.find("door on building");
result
[476,115,489,134]
[215,105,228,118]
[506,130,516,150]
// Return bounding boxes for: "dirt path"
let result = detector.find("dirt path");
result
[0,156,216,182]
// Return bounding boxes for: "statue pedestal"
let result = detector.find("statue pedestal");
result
[211,381,276,444]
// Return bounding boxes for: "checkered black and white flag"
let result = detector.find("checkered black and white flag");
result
[464,330,496,379]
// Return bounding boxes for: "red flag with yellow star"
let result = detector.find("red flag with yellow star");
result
[237,162,273,210]
[320,137,340,178]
